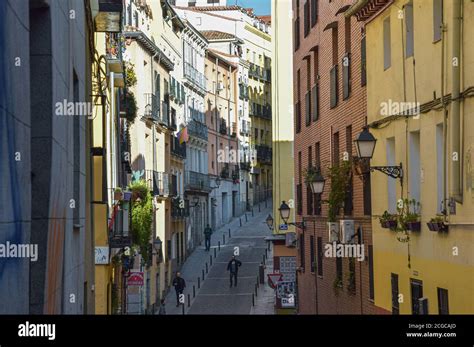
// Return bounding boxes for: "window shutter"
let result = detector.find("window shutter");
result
[361,37,367,86]
[330,65,338,108]
[343,53,351,100]
[312,84,319,121]
[305,91,311,126]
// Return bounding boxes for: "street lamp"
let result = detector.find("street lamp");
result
[278,201,291,224]
[354,127,403,184]
[265,214,274,230]
[309,171,326,194]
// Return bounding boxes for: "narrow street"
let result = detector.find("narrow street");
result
[164,204,272,315]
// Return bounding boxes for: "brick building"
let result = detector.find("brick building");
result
[293,0,375,314]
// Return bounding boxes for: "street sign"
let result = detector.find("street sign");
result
[267,273,283,288]
[127,271,144,286]
[279,224,288,231]
[95,247,109,265]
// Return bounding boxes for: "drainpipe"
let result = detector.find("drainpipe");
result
[151,52,159,172]
[450,0,462,203]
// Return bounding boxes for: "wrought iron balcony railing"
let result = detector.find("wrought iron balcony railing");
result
[145,170,170,197]
[185,171,211,192]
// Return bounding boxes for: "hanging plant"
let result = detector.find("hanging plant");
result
[303,165,320,184]
[120,89,137,124]
[327,161,352,222]
[129,180,153,265]
[124,61,137,88]
[397,198,421,232]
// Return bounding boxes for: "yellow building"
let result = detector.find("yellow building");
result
[269,0,297,314]
[348,0,474,314]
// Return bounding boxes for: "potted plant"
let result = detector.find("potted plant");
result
[114,187,123,201]
[379,210,397,230]
[427,215,448,232]
[399,198,421,232]
[333,277,343,296]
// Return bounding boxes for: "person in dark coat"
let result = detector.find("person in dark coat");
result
[172,272,186,307]
[227,256,242,288]
[203,224,213,251]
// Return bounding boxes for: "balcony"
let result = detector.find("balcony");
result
[144,93,160,121]
[171,135,186,159]
[185,171,211,192]
[145,170,170,197]
[188,119,208,141]
[219,118,228,135]
[220,164,230,179]
[231,122,237,137]
[171,198,189,220]
[250,103,272,120]
[240,161,251,171]
[255,144,272,164]
[161,100,170,127]
[105,32,123,72]
[184,62,207,93]
[96,0,123,33]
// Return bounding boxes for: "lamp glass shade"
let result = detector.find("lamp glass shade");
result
[354,128,377,159]
[279,201,291,222]
[310,178,325,194]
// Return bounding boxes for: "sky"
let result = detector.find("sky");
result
[235,0,271,16]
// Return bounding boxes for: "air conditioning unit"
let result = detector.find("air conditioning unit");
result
[217,81,224,91]
[328,222,340,243]
[340,220,355,244]
[238,76,243,83]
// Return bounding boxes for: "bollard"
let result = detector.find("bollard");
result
[259,263,265,284]
[265,248,268,258]
[198,277,200,289]
[206,262,208,273]
[202,269,205,280]
[255,283,258,297]
[218,241,221,251]
[252,293,255,306]
[262,254,266,265]
[187,294,191,308]
[223,234,225,244]
[210,255,213,266]
[214,248,217,258]
[240,218,242,227]
[228,229,231,238]
[245,213,248,222]
[193,285,196,298]
[257,276,260,288]
[182,304,185,315]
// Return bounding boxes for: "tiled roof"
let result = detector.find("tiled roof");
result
[200,30,236,41]
[257,15,271,25]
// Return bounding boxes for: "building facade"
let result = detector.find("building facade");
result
[348,0,474,314]
[293,0,375,314]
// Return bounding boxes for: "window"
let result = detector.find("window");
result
[409,131,421,202]
[436,124,444,213]
[363,172,372,215]
[332,132,340,166]
[294,17,301,51]
[314,142,322,214]
[437,288,449,314]
[361,36,367,86]
[405,1,414,57]
[310,236,315,272]
[410,279,424,314]
[297,183,303,215]
[345,17,351,53]
[307,187,313,215]
[330,65,338,108]
[317,237,323,276]
[295,101,301,133]
[391,273,399,314]
[332,27,339,66]
[298,151,302,182]
[369,246,375,300]
[311,0,318,27]
[305,91,311,126]
[387,137,396,213]
[344,126,353,215]
[383,17,391,70]
[299,233,305,268]
[433,0,443,42]
[304,0,310,37]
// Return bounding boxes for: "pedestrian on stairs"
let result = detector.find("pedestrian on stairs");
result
[227,256,242,288]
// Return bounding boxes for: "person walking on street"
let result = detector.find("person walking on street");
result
[172,272,186,307]
[204,224,213,251]
[227,256,242,288]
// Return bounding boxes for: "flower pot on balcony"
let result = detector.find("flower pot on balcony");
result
[427,220,448,232]
[380,220,397,230]
[406,221,421,232]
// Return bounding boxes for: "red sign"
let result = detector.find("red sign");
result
[267,273,283,289]
[127,271,144,286]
